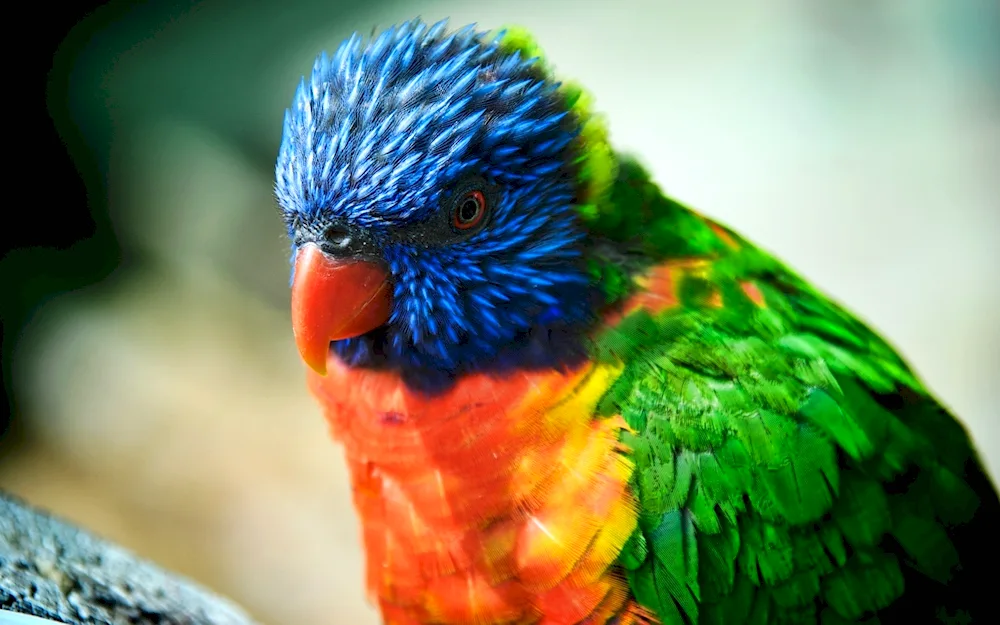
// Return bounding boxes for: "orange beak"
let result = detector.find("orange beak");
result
[290,244,392,375]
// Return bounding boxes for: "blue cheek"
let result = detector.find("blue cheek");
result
[538,305,562,324]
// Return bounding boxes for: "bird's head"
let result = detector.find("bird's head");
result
[276,19,619,387]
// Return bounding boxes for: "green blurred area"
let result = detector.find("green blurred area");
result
[5,0,395,447]
[3,1,998,624]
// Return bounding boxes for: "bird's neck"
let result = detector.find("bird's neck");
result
[580,153,748,313]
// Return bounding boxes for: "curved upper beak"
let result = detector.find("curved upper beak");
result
[290,244,392,375]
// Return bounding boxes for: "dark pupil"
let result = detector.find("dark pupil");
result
[459,197,480,222]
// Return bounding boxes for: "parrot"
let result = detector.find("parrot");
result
[274,18,999,625]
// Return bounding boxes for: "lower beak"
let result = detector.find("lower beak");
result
[290,244,392,375]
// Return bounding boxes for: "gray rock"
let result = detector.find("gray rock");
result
[0,492,258,625]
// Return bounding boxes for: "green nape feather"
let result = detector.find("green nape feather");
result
[501,25,997,624]
[496,27,617,223]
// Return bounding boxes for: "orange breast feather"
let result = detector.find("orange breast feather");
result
[308,358,648,624]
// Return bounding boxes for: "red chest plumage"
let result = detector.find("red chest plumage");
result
[307,359,650,624]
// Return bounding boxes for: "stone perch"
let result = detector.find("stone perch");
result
[0,491,259,624]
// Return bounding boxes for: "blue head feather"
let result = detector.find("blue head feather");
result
[276,19,596,387]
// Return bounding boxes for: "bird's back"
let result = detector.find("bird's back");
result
[593,180,1000,624]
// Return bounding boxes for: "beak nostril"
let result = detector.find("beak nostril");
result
[323,225,353,249]
[315,220,375,258]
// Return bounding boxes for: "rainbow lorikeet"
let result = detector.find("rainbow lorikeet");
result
[274,19,999,625]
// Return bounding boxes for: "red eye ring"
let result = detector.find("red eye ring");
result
[452,190,487,230]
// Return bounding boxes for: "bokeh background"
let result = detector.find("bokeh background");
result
[3,1,999,624]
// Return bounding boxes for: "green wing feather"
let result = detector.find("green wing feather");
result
[594,156,999,625]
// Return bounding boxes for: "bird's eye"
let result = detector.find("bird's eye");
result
[452,190,487,231]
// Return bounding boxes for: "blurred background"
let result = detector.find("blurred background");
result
[2,0,998,623]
